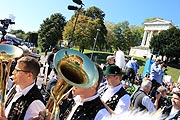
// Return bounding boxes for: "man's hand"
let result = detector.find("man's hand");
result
[0,110,7,120]
[29,109,52,120]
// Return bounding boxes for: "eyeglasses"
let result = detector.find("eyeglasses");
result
[14,68,31,73]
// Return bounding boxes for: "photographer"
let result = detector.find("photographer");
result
[149,58,167,98]
[154,86,171,110]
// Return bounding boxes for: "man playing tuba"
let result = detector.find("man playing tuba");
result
[31,63,110,120]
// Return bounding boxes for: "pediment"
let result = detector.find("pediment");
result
[144,18,174,26]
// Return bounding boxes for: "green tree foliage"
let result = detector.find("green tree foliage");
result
[63,15,100,52]
[24,32,32,42]
[63,6,107,52]
[129,25,144,45]
[106,21,143,53]
[38,13,66,51]
[150,27,180,62]
[9,29,25,40]
[84,6,107,51]
[104,22,116,52]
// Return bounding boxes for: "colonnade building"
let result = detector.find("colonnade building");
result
[129,18,175,58]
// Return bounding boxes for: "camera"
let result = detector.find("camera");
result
[160,61,167,68]
[0,19,15,30]
[156,91,160,95]
[0,19,15,41]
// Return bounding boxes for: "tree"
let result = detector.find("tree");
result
[38,13,66,51]
[63,15,100,52]
[150,27,180,63]
[104,21,143,53]
[110,21,143,53]
[85,6,107,51]
[9,29,25,39]
[104,21,116,52]
[63,6,107,52]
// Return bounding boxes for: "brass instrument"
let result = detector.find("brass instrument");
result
[46,49,99,120]
[0,44,23,116]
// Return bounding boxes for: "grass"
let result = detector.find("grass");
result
[80,49,180,82]
[43,47,179,82]
[135,57,180,82]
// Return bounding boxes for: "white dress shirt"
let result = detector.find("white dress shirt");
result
[66,94,110,120]
[5,83,45,120]
[101,84,131,114]
[142,95,156,112]
[165,107,179,120]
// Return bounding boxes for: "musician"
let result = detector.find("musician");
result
[0,56,45,120]
[31,63,110,120]
[101,65,131,114]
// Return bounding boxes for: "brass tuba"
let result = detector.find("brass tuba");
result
[46,49,99,120]
[0,44,23,115]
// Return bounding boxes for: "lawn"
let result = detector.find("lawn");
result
[82,49,180,82]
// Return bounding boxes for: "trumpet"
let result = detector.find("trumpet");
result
[46,49,99,120]
[0,44,23,116]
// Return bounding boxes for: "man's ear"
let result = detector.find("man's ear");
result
[119,75,122,80]
[27,72,34,80]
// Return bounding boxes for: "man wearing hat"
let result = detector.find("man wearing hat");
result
[102,55,115,71]
[100,65,131,114]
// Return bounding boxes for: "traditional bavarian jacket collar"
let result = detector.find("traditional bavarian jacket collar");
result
[74,94,99,104]
[66,94,100,120]
[15,83,35,95]
[101,83,123,103]
[5,83,35,117]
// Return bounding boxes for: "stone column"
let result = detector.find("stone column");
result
[146,31,153,47]
[141,30,147,46]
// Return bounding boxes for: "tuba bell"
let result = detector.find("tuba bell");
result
[46,49,99,120]
[0,44,23,116]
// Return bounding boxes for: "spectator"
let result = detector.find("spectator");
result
[45,69,60,102]
[149,58,166,98]
[131,78,156,112]
[124,56,136,84]
[44,48,48,57]
[134,59,140,74]
[154,86,171,110]
[103,55,115,71]
[160,91,180,119]
[46,47,58,78]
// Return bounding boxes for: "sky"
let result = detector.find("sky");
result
[1,0,180,33]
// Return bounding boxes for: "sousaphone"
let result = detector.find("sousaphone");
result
[46,49,99,120]
[0,44,23,116]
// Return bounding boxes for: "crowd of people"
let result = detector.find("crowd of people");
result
[0,46,180,120]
